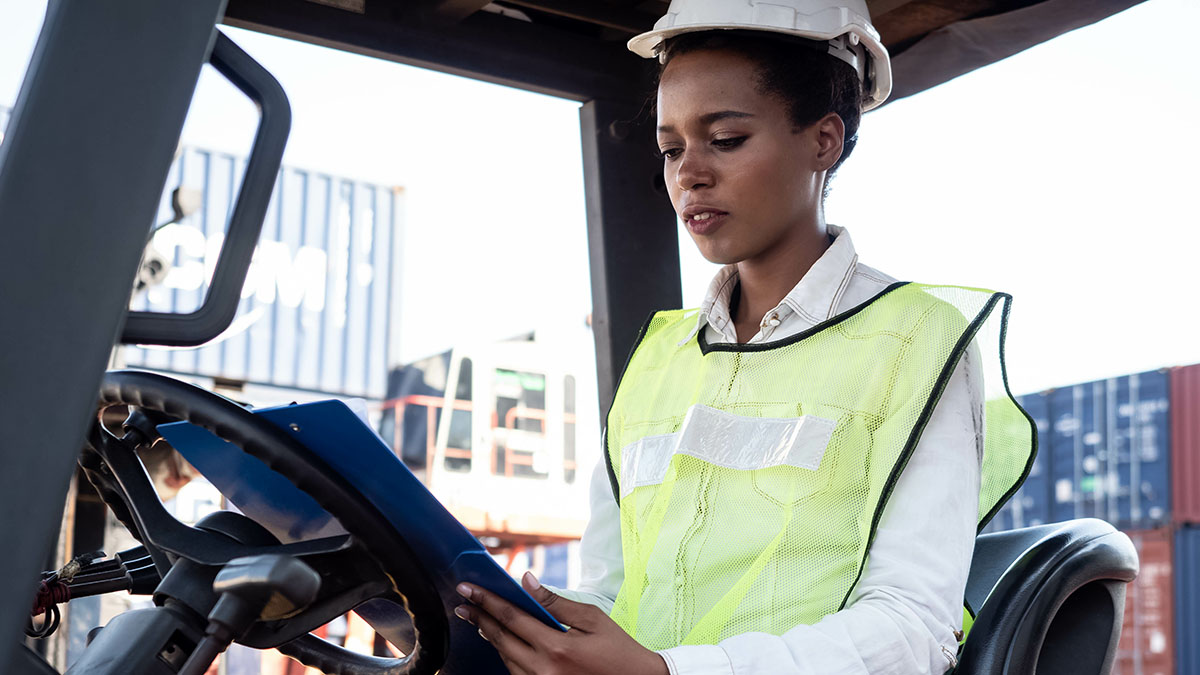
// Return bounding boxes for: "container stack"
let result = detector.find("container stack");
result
[984,364,1200,673]
[1172,365,1200,675]
[123,145,405,401]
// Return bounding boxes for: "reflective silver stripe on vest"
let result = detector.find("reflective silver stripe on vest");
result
[619,404,837,498]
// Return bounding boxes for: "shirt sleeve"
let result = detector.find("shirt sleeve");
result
[658,348,984,675]
[543,449,624,612]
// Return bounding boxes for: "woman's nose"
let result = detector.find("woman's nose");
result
[675,150,713,192]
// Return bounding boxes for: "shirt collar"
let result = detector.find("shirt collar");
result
[681,224,860,346]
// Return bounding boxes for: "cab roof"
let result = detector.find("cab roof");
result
[222,0,1148,103]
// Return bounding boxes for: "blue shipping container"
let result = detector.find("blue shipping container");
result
[1049,371,1171,530]
[1176,526,1200,675]
[124,146,404,399]
[984,391,1053,533]
[541,544,570,589]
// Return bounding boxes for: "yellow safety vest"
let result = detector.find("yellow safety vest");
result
[604,282,1034,650]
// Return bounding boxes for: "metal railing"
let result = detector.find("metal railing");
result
[380,394,578,481]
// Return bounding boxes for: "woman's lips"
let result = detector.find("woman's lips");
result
[685,212,728,235]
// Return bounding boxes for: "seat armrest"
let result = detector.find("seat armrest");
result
[957,518,1138,675]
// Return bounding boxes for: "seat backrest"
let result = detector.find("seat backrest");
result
[956,518,1139,675]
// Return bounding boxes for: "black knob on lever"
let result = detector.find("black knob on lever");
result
[177,554,321,675]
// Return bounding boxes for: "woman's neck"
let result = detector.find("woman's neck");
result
[732,223,831,343]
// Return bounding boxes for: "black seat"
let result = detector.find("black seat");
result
[956,518,1139,675]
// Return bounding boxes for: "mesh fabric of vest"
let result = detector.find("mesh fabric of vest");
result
[604,283,1035,650]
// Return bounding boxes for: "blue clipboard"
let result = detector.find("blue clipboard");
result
[159,398,565,669]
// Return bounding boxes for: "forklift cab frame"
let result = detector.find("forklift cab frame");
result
[0,1,1149,673]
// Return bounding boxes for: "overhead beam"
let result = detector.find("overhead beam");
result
[420,0,495,23]
[223,0,651,102]
[503,0,659,34]
[865,0,916,19]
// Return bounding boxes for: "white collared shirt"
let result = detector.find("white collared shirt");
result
[556,225,983,675]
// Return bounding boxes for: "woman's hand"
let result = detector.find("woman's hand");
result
[454,572,668,675]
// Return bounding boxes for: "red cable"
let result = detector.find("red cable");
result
[31,580,71,616]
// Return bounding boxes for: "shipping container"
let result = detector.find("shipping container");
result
[1048,371,1171,530]
[1177,525,1200,675]
[124,146,405,400]
[1114,528,1175,675]
[542,543,571,588]
[1172,365,1200,524]
[984,391,1053,533]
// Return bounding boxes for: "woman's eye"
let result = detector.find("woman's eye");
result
[658,147,682,160]
[713,136,748,150]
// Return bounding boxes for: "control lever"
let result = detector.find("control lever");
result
[177,554,321,675]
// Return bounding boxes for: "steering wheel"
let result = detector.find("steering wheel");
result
[77,369,461,675]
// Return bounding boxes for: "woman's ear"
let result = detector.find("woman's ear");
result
[813,112,846,173]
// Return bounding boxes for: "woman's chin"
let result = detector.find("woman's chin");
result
[693,244,747,266]
[687,234,738,265]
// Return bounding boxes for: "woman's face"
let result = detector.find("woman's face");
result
[657,48,840,266]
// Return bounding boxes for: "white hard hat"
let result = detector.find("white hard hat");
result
[628,0,892,111]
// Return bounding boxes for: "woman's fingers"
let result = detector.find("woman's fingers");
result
[521,572,600,631]
[455,603,536,671]
[457,582,557,644]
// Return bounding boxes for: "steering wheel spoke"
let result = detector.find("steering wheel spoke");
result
[80,418,176,574]
[87,418,255,572]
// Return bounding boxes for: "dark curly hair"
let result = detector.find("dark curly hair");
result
[657,30,864,196]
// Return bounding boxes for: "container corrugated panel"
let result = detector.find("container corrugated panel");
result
[1172,365,1200,524]
[541,544,570,589]
[1048,371,1171,530]
[983,391,1053,533]
[124,147,404,399]
[1176,525,1200,675]
[1114,528,1174,675]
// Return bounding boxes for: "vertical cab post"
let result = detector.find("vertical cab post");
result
[0,0,230,667]
[580,98,681,420]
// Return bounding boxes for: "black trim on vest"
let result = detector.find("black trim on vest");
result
[959,298,1042,642]
[973,295,1039,533]
[836,290,1026,611]
[604,312,658,503]
[697,281,910,354]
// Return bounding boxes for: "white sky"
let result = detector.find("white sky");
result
[2,0,1198,396]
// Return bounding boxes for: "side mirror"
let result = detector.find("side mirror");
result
[120,31,290,347]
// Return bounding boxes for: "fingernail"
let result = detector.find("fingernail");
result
[454,606,471,621]
[523,571,541,591]
[456,583,473,599]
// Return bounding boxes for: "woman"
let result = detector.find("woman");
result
[452,2,1033,673]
